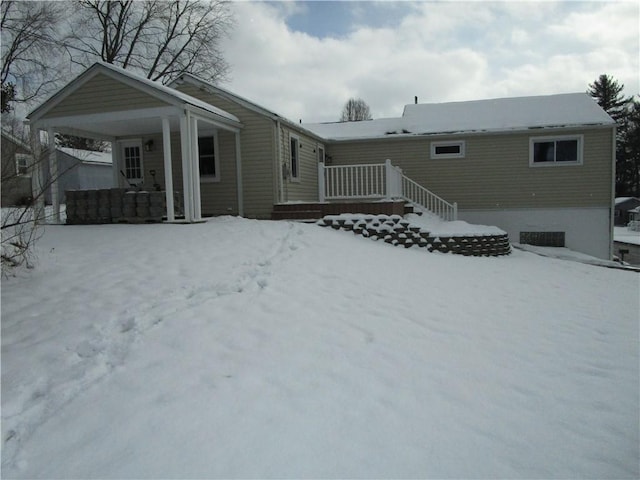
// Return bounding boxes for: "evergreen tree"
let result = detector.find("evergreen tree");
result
[588,74,637,196]
[55,134,109,152]
[618,100,640,196]
[587,74,631,123]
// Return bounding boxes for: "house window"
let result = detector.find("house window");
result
[290,135,300,181]
[15,154,30,175]
[530,135,583,166]
[198,133,220,182]
[430,140,465,159]
[121,141,143,185]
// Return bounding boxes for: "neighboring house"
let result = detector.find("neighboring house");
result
[26,62,616,260]
[1,129,33,206]
[45,147,113,203]
[614,197,640,226]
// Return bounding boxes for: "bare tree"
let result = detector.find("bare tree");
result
[67,0,233,85]
[340,98,372,122]
[1,1,69,111]
[1,130,81,274]
[1,131,45,273]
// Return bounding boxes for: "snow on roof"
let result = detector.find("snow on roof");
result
[93,62,239,124]
[615,197,640,205]
[174,74,325,140]
[304,93,615,141]
[28,62,240,126]
[57,147,112,164]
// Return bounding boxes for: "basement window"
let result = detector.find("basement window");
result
[430,141,465,159]
[530,135,583,166]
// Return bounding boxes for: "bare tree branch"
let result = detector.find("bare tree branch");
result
[1,1,70,108]
[66,0,233,85]
[340,98,372,122]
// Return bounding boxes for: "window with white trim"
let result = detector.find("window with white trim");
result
[198,132,220,182]
[15,154,30,175]
[290,135,300,181]
[530,135,583,166]
[430,140,465,159]
[121,141,144,185]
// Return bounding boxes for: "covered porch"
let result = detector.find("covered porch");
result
[26,62,244,224]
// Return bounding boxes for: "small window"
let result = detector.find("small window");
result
[15,154,30,175]
[431,141,465,159]
[198,133,220,181]
[290,135,300,181]
[530,135,583,166]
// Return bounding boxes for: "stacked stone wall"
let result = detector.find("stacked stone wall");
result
[318,214,511,257]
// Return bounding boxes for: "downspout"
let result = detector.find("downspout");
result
[275,120,282,204]
[610,125,617,260]
[235,132,244,216]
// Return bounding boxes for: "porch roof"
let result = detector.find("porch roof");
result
[26,62,242,138]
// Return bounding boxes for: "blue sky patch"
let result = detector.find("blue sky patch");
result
[285,1,414,38]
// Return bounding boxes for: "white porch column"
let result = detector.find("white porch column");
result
[235,132,244,217]
[46,128,60,223]
[29,127,45,222]
[189,116,202,221]
[180,113,193,222]
[162,117,175,222]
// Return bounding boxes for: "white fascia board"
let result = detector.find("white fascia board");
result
[27,64,179,122]
[34,106,181,129]
[175,74,324,142]
[27,65,102,122]
[28,63,238,125]
[319,123,616,143]
[184,105,242,132]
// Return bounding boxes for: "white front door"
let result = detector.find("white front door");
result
[120,140,144,186]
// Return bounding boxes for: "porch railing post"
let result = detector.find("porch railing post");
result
[385,159,393,200]
[453,202,458,221]
[318,162,325,202]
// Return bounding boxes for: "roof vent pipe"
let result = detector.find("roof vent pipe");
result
[415,96,418,104]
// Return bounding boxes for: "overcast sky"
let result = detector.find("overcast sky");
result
[218,0,639,124]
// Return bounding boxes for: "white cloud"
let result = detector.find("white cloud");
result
[219,1,639,123]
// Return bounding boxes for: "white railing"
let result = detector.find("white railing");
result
[319,159,457,221]
[399,174,457,221]
[320,162,387,200]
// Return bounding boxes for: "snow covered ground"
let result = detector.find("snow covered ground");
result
[615,226,640,246]
[2,217,639,479]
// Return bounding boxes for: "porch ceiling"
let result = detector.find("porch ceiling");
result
[53,114,183,139]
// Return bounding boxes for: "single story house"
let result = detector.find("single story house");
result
[1,128,33,206]
[26,62,616,259]
[614,197,640,226]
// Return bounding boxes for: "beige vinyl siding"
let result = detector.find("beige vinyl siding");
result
[326,127,614,210]
[280,126,320,202]
[122,130,239,216]
[175,84,275,219]
[44,73,167,118]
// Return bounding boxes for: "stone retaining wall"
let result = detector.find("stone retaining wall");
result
[66,189,165,224]
[318,214,511,257]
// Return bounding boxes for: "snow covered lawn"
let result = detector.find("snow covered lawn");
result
[2,217,639,478]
